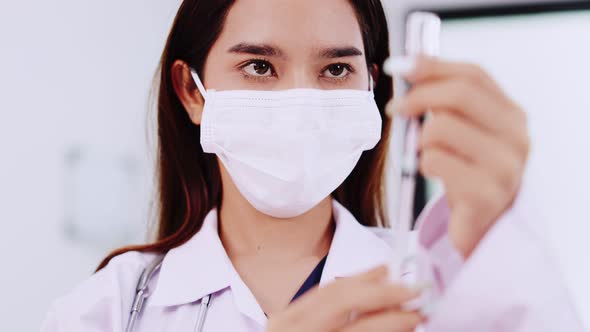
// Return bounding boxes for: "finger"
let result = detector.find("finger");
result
[450,202,488,240]
[420,111,524,188]
[420,147,508,257]
[357,265,389,282]
[420,147,504,209]
[406,56,508,102]
[290,279,421,331]
[399,79,506,135]
[324,281,421,313]
[288,267,386,312]
[419,109,530,166]
[420,110,494,163]
[315,281,421,319]
[409,105,529,163]
[339,310,424,332]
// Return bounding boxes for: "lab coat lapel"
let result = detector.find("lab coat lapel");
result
[149,209,233,307]
[321,200,393,285]
[148,209,268,326]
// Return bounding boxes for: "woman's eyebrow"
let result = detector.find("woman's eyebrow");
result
[317,46,363,59]
[228,43,285,58]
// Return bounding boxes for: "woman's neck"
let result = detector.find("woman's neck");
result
[215,163,335,314]
[218,195,334,262]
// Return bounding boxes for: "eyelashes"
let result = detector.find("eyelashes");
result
[240,59,276,79]
[320,63,355,82]
[237,58,356,83]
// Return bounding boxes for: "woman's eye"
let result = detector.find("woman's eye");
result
[323,64,351,78]
[242,60,274,77]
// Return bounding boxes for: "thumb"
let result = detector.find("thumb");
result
[356,265,389,282]
[449,203,479,258]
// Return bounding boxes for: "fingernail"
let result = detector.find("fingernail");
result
[384,56,416,77]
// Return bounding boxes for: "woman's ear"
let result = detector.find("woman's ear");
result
[171,60,204,125]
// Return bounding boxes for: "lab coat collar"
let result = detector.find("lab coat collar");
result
[320,200,392,284]
[149,199,392,310]
[149,209,233,307]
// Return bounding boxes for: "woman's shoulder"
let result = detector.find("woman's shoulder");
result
[41,250,159,332]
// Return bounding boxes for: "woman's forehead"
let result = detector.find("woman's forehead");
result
[216,0,365,57]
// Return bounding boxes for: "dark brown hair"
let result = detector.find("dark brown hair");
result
[97,0,392,271]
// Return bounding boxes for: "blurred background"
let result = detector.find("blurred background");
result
[1,0,588,330]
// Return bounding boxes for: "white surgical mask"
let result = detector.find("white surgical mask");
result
[191,70,382,218]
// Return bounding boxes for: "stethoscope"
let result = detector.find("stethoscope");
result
[125,255,212,332]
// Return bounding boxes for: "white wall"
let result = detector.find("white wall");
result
[0,1,181,330]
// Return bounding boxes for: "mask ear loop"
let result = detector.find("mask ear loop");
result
[369,74,375,95]
[190,69,208,101]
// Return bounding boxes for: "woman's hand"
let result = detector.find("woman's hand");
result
[392,57,530,258]
[266,266,424,332]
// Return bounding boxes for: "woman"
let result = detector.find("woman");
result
[42,0,582,331]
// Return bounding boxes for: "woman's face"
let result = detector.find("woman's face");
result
[175,0,375,217]
[202,0,371,92]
